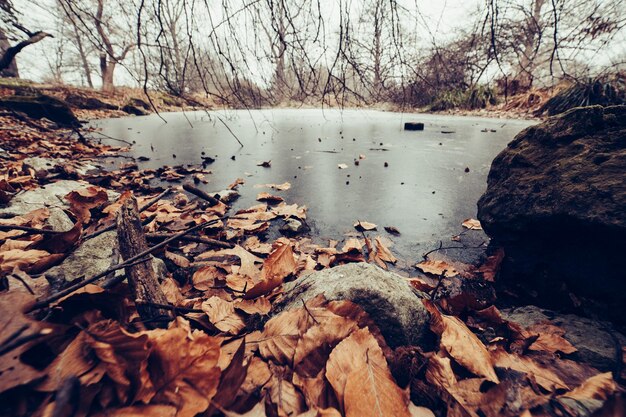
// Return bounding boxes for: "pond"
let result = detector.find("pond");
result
[90,109,535,269]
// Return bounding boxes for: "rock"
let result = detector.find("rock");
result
[0,180,119,222]
[122,104,149,116]
[64,93,117,111]
[279,263,430,347]
[0,94,80,128]
[22,157,100,176]
[280,218,305,235]
[128,98,151,110]
[404,122,425,131]
[210,189,240,204]
[45,231,166,283]
[501,305,626,372]
[477,106,626,314]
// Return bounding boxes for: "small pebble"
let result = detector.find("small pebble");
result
[172,154,177,158]
[346,181,349,185]
[384,162,389,167]
[355,160,359,166]
[231,155,236,160]
[464,167,470,173]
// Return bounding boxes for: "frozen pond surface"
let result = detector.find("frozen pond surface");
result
[91,109,535,268]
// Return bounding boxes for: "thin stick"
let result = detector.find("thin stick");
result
[0,224,64,235]
[183,183,220,206]
[135,300,204,314]
[146,233,233,249]
[27,218,222,312]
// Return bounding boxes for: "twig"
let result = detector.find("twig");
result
[146,233,233,249]
[0,224,64,234]
[302,300,319,325]
[135,300,203,314]
[0,328,52,356]
[26,217,222,312]
[183,182,220,206]
[421,241,487,260]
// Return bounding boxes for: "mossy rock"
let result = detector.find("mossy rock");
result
[0,94,80,127]
[128,97,151,110]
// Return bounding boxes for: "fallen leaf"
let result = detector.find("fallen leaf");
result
[256,192,284,204]
[202,296,246,334]
[254,182,291,191]
[415,259,457,277]
[326,327,390,410]
[370,236,397,269]
[354,221,377,231]
[384,226,400,235]
[146,318,222,417]
[462,218,482,230]
[424,300,499,383]
[257,160,272,167]
[245,239,296,299]
[65,186,109,223]
[197,246,263,279]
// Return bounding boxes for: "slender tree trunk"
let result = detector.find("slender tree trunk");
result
[100,54,115,91]
[73,24,93,88]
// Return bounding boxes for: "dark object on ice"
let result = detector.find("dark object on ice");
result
[404,122,424,131]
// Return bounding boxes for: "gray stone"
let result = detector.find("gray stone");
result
[211,189,240,203]
[47,208,74,232]
[0,180,119,218]
[279,262,430,347]
[501,305,626,372]
[22,157,101,176]
[280,218,304,235]
[45,230,167,283]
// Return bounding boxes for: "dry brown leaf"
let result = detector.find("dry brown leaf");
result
[234,297,272,315]
[491,348,568,391]
[90,405,178,417]
[146,318,222,417]
[272,203,307,220]
[424,301,499,383]
[265,363,307,416]
[526,323,577,355]
[560,372,616,401]
[344,362,411,417]
[415,259,458,277]
[202,296,246,334]
[354,221,377,231]
[461,218,482,230]
[256,192,285,204]
[65,186,109,223]
[192,265,224,291]
[254,182,291,191]
[0,292,51,394]
[341,238,363,253]
[425,351,458,390]
[257,308,319,365]
[294,314,359,377]
[293,370,340,411]
[197,245,263,279]
[245,239,296,299]
[165,250,190,268]
[326,327,389,410]
[370,236,397,269]
[0,249,51,273]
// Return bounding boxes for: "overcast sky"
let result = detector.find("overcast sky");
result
[12,0,482,85]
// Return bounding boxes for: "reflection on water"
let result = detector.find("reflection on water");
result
[90,109,535,267]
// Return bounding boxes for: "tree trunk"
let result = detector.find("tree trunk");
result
[0,30,52,77]
[117,195,174,328]
[100,55,115,91]
[0,27,18,77]
[73,25,93,88]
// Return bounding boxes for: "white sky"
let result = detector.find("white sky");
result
[12,0,481,85]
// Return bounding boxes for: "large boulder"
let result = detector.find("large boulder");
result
[477,106,625,312]
[0,94,80,128]
[501,305,626,372]
[279,263,430,348]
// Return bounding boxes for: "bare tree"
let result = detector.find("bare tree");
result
[0,0,53,77]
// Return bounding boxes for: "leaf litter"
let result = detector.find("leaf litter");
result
[0,109,622,417]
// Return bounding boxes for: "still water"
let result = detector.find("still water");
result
[91,109,535,267]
